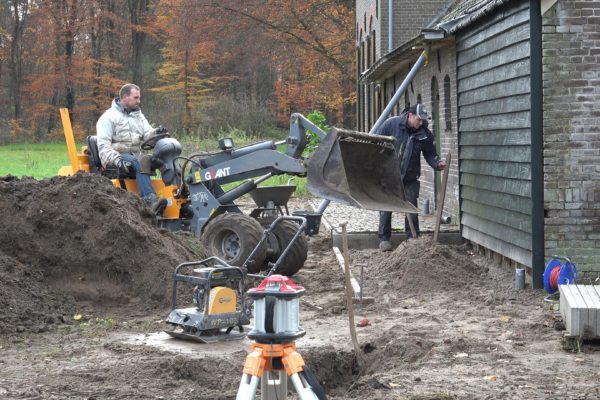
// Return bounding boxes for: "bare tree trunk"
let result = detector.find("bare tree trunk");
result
[184,49,191,135]
[90,3,105,121]
[8,0,27,121]
[128,0,148,86]
[64,1,78,124]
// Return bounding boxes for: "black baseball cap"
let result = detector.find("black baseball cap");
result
[409,104,429,120]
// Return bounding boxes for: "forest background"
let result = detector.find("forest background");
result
[0,0,356,143]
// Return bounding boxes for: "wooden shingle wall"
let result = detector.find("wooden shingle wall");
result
[456,1,533,267]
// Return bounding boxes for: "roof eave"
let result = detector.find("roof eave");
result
[359,32,451,85]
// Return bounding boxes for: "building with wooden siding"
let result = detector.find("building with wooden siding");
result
[357,0,600,286]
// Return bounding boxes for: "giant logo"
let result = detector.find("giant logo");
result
[204,167,231,181]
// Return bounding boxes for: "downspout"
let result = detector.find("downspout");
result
[530,0,544,289]
[388,0,393,52]
[370,50,429,134]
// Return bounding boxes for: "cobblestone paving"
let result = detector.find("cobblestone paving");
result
[307,198,459,234]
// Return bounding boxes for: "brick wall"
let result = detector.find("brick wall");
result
[543,0,600,271]
[357,0,446,58]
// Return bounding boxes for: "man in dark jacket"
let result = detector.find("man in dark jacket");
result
[376,104,446,251]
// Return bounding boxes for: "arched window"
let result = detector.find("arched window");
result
[371,30,376,64]
[366,37,371,68]
[444,75,452,131]
[404,91,410,111]
[417,94,422,104]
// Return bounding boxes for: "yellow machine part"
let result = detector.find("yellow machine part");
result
[115,179,183,219]
[208,287,237,315]
[58,108,91,176]
[58,107,185,220]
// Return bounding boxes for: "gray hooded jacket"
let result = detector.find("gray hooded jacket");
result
[96,98,155,168]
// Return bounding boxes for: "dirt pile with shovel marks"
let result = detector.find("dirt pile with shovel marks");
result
[350,236,539,307]
[0,174,200,335]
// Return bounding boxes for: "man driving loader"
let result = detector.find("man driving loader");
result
[376,104,446,251]
[97,83,168,215]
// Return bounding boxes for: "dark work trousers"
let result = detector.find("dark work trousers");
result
[378,180,420,241]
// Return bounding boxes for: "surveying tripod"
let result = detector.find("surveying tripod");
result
[236,341,326,400]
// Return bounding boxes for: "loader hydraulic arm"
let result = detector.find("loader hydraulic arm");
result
[285,113,327,159]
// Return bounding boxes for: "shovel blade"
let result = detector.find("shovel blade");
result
[307,128,418,213]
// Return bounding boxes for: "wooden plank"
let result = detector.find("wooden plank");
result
[459,111,531,132]
[460,129,531,146]
[460,173,531,198]
[593,286,600,336]
[459,93,530,120]
[457,1,530,49]
[570,285,589,337]
[462,225,532,267]
[459,60,530,93]
[461,186,532,215]
[461,213,532,250]
[458,43,530,80]
[578,286,600,337]
[332,247,362,297]
[560,285,577,336]
[592,286,600,336]
[458,76,531,106]
[340,223,365,368]
[461,199,532,233]
[560,285,588,337]
[457,24,530,67]
[460,145,531,163]
[460,159,531,180]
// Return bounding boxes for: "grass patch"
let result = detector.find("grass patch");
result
[0,143,72,179]
[0,137,310,196]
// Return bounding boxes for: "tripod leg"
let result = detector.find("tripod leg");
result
[290,372,319,400]
[236,373,260,400]
[261,370,287,400]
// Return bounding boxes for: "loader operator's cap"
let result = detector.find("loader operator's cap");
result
[410,104,429,120]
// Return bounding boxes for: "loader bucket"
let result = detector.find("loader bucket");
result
[307,128,418,213]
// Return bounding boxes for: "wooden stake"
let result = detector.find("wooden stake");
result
[433,152,452,243]
[340,222,364,367]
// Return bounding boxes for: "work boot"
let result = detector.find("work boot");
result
[144,194,168,216]
[379,240,393,252]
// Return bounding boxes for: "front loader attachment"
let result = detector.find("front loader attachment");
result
[307,128,418,213]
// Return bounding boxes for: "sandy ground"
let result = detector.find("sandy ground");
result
[1,174,599,400]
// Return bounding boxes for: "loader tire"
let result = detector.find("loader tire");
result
[201,213,266,272]
[259,219,308,276]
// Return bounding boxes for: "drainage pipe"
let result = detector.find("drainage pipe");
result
[369,49,428,134]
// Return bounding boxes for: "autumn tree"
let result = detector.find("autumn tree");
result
[128,0,150,86]
[6,0,30,121]
[204,0,356,126]
[153,1,222,135]
[0,0,357,141]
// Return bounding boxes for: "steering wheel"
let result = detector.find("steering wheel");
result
[141,132,170,150]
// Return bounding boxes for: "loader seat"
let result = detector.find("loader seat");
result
[86,136,132,179]
[86,136,103,174]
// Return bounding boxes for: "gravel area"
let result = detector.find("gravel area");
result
[307,198,459,234]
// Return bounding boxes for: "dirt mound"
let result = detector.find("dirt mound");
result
[0,174,200,334]
[0,249,73,334]
[351,237,485,295]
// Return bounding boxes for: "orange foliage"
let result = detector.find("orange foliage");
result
[1,0,356,138]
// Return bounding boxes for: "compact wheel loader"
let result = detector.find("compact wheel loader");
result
[59,109,417,276]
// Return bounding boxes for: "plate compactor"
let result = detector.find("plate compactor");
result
[165,257,250,343]
[165,216,307,343]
